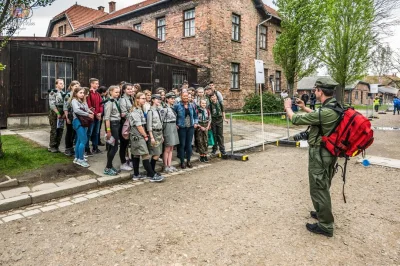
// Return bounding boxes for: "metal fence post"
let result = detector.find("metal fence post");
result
[286,113,290,139]
[230,113,234,155]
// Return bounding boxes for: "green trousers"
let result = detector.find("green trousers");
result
[308,147,337,234]
[48,110,64,149]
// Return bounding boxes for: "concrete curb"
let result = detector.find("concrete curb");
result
[0,174,132,212]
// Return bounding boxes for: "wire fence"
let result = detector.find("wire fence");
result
[222,112,307,153]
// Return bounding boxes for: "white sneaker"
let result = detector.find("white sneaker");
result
[120,162,133,171]
[73,158,78,164]
[164,166,171,173]
[77,159,90,168]
[128,160,133,168]
[170,166,178,172]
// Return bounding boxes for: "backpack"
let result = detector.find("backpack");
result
[122,115,131,140]
[319,104,374,202]
[394,98,400,107]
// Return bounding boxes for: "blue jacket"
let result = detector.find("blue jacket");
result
[173,102,199,128]
[394,98,400,107]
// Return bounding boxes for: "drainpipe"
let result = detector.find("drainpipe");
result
[256,15,272,94]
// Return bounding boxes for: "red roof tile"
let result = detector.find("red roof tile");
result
[264,4,280,19]
[75,0,165,32]
[52,4,108,30]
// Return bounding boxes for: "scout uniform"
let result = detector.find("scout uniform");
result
[161,92,179,147]
[103,98,121,175]
[129,107,149,156]
[119,94,133,168]
[196,106,211,161]
[48,89,65,152]
[291,77,340,236]
[147,97,164,156]
[209,99,226,154]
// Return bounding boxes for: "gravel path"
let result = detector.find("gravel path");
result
[0,143,398,265]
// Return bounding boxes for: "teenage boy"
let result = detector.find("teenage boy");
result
[209,94,228,156]
[48,79,65,153]
[205,81,223,103]
[86,78,103,155]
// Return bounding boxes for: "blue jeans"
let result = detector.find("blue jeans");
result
[85,118,100,151]
[178,127,194,163]
[73,119,87,160]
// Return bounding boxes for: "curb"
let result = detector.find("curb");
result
[0,173,132,212]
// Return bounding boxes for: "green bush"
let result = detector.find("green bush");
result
[242,92,284,113]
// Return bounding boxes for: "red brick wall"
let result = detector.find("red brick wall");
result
[115,0,285,109]
[50,19,73,37]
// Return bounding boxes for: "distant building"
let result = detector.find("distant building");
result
[47,0,286,109]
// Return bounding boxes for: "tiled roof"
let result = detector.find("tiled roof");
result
[52,4,107,30]
[363,75,400,86]
[75,0,165,32]
[264,4,280,19]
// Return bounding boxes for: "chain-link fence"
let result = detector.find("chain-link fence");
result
[222,112,307,153]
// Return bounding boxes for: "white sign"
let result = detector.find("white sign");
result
[370,84,379,94]
[255,60,265,84]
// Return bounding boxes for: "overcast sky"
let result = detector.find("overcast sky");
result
[16,0,400,75]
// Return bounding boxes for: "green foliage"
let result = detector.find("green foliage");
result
[0,135,70,176]
[0,63,6,71]
[320,0,375,104]
[273,0,324,94]
[242,92,284,113]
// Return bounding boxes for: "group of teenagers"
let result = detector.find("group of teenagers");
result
[48,78,228,183]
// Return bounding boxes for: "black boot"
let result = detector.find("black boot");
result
[199,156,204,162]
[306,223,333,237]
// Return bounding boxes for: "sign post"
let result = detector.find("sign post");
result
[370,84,379,120]
[255,60,265,151]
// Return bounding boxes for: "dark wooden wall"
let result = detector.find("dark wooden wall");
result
[0,28,198,122]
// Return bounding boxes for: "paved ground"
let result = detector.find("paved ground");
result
[0,145,398,265]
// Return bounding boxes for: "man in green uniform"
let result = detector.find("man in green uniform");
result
[284,77,340,237]
[48,79,65,153]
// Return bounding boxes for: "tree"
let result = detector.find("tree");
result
[370,43,392,76]
[273,0,324,96]
[320,0,375,104]
[0,0,55,48]
[0,0,55,159]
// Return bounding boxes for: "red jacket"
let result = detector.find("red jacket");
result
[87,89,103,115]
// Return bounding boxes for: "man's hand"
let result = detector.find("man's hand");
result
[89,114,94,120]
[295,99,305,109]
[66,118,71,125]
[106,131,111,140]
[284,98,292,110]
[224,118,229,124]
[96,113,102,120]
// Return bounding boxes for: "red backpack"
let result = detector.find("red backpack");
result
[321,106,374,158]
[320,104,374,203]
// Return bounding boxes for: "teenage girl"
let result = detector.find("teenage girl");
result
[63,80,80,156]
[142,89,152,118]
[196,99,212,162]
[71,87,94,168]
[104,85,121,176]
[119,83,134,171]
[129,92,165,182]
[162,92,179,172]
[147,94,164,172]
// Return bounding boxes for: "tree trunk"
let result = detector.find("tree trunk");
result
[288,83,294,98]
[0,131,4,159]
[335,84,345,105]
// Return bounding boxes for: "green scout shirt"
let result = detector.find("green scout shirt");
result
[291,98,340,146]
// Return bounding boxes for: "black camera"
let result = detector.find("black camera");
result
[293,131,309,141]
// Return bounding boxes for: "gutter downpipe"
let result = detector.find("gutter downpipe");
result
[256,14,272,93]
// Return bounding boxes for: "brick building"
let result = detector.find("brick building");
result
[48,0,286,109]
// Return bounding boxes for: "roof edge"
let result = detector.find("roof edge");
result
[1,37,98,42]
[157,49,202,68]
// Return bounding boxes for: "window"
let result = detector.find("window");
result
[172,70,188,89]
[355,91,359,100]
[58,24,66,36]
[184,9,195,37]
[41,55,73,99]
[157,17,166,41]
[275,71,281,92]
[260,25,267,49]
[231,63,240,90]
[232,14,240,41]
[134,23,142,31]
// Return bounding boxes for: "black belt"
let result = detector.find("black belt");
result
[110,120,120,124]
[309,144,320,148]
[165,121,176,123]
[152,129,163,132]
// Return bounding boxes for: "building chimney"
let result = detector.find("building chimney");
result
[98,6,105,12]
[109,1,116,13]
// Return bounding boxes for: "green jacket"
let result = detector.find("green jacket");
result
[292,98,340,145]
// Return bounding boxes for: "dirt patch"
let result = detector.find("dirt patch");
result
[13,163,98,187]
